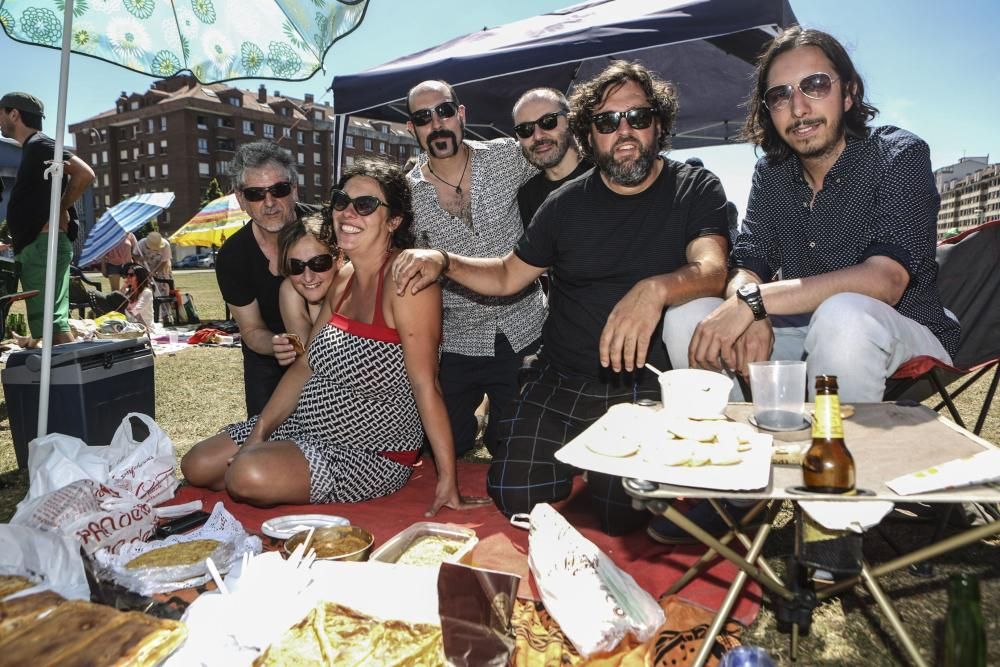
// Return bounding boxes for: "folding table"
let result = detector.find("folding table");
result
[623,403,1000,667]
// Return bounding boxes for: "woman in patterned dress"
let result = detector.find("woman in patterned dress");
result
[181,158,486,516]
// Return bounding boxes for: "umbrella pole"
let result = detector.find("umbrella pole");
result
[36,0,75,438]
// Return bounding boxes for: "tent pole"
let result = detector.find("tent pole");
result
[36,0,75,438]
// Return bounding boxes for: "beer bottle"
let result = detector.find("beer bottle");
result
[802,375,855,493]
[944,573,987,667]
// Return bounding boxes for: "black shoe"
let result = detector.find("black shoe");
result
[647,500,754,545]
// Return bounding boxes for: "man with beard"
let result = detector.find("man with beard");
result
[216,141,310,417]
[512,88,592,228]
[687,27,959,403]
[404,80,546,457]
[394,63,730,534]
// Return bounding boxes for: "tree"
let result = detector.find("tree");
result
[201,178,225,207]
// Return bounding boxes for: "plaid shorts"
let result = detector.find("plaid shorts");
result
[487,360,659,536]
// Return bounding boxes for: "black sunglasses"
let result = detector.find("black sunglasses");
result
[288,253,335,276]
[513,111,566,139]
[330,189,390,216]
[409,101,459,127]
[241,181,293,202]
[591,107,656,134]
[763,72,839,111]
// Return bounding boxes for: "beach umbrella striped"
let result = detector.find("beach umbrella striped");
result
[78,191,175,267]
[168,194,249,248]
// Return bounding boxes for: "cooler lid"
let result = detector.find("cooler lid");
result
[4,339,150,370]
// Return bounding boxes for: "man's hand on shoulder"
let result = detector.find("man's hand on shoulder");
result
[688,295,756,371]
[392,249,446,296]
[599,278,664,373]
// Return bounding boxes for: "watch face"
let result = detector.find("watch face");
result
[738,284,756,297]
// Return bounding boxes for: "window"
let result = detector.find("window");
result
[147,119,154,134]
[119,149,128,161]
[160,116,167,131]
[344,155,354,166]
[148,165,156,179]
[297,152,305,165]
[131,147,138,160]
[102,173,109,187]
[411,146,420,156]
[104,194,111,206]
[379,142,386,154]
[159,139,168,154]
[121,172,129,183]
[99,129,107,142]
[312,132,321,144]
[227,97,241,107]
[119,127,130,140]
[296,131,304,144]
[344,135,354,148]
[313,173,322,187]
[263,123,274,138]
[197,137,209,154]
[147,142,155,156]
[217,116,234,128]
[399,145,408,157]
[130,100,140,110]
[313,152,321,165]
[197,115,208,129]
[161,164,169,177]
[134,169,140,181]
[297,173,305,186]
[198,162,210,176]
[90,152,97,165]
[313,110,324,121]
[217,137,235,151]
[242,120,255,135]
[282,127,291,138]
[364,138,372,151]
[101,150,108,163]
[216,160,231,174]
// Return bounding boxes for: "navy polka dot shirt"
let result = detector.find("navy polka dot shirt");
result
[732,125,960,357]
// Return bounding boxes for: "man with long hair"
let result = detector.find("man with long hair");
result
[688,26,959,402]
[394,62,730,535]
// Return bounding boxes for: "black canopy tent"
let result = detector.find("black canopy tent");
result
[329,0,797,176]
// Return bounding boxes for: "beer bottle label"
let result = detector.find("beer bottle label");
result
[812,394,844,439]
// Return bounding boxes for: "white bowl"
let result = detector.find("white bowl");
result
[658,369,733,418]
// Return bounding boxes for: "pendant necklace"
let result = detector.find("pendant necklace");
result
[427,146,470,195]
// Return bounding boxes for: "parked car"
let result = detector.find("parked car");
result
[175,252,215,269]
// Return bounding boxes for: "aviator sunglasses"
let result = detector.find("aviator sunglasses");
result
[240,181,293,202]
[591,107,656,134]
[330,189,390,217]
[513,111,567,139]
[409,101,459,127]
[763,72,840,111]
[288,253,335,275]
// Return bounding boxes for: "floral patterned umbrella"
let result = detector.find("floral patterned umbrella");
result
[0,0,369,82]
[0,0,368,438]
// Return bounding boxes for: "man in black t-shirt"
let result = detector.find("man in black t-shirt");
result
[513,88,593,228]
[216,141,304,417]
[1,91,94,344]
[393,62,730,535]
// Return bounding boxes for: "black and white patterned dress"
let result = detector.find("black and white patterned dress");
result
[223,266,422,503]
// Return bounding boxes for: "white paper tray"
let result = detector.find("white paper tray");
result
[555,406,773,491]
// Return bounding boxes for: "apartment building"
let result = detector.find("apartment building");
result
[935,157,999,238]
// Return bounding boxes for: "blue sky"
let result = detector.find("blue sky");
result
[2,0,998,216]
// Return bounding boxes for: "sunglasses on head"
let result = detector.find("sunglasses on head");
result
[591,107,656,134]
[409,101,459,127]
[241,181,293,202]
[288,253,335,275]
[513,111,566,139]
[763,72,839,112]
[329,189,390,217]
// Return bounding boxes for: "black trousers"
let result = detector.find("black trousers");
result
[242,349,287,418]
[438,333,534,456]
[487,360,659,536]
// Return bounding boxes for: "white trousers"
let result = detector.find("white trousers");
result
[662,293,953,402]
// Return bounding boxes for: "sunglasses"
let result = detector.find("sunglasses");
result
[288,253,335,276]
[513,111,566,139]
[330,189,390,216]
[409,101,459,127]
[763,72,840,111]
[241,181,293,202]
[591,107,656,134]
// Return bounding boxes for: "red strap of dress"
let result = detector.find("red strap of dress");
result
[333,254,393,327]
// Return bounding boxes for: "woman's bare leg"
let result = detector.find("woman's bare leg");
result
[224,441,312,506]
[180,432,239,491]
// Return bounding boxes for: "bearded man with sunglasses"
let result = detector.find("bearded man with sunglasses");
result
[404,79,546,458]
[394,62,730,535]
[687,27,959,405]
[216,141,320,417]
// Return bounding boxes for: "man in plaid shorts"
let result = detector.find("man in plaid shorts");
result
[393,62,730,535]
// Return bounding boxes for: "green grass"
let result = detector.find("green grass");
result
[0,270,997,665]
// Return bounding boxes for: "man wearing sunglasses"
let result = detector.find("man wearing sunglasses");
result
[394,62,730,535]
[687,26,959,405]
[512,88,592,229]
[216,141,320,417]
[404,79,546,459]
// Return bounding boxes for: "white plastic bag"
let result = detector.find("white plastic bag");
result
[527,503,665,657]
[0,524,90,600]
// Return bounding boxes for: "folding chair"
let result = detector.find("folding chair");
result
[69,265,104,318]
[0,256,39,338]
[885,219,1000,436]
[151,276,182,325]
